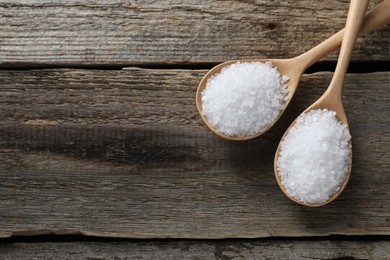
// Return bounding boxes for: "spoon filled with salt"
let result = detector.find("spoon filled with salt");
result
[196,0,390,141]
[274,0,368,207]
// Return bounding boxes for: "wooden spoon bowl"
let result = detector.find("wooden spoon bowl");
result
[195,58,298,141]
[274,96,352,207]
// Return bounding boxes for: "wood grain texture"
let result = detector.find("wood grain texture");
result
[0,0,389,67]
[0,68,389,239]
[1,240,390,259]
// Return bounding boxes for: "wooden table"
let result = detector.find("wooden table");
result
[1,0,389,258]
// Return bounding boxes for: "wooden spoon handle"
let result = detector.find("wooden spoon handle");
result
[296,0,388,70]
[359,0,390,35]
[327,0,369,96]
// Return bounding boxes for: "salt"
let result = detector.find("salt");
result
[276,109,352,204]
[201,62,288,137]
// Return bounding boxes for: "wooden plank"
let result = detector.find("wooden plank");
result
[0,69,389,239]
[1,239,389,259]
[0,0,389,67]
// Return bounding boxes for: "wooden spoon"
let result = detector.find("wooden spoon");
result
[196,0,390,141]
[274,0,369,207]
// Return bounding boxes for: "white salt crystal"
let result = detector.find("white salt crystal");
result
[276,109,352,204]
[282,75,290,82]
[201,62,288,137]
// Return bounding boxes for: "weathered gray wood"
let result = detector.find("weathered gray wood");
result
[0,69,389,239]
[1,240,390,259]
[0,0,388,67]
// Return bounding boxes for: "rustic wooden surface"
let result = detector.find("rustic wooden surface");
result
[1,239,390,259]
[0,0,389,67]
[1,0,389,258]
[0,69,389,239]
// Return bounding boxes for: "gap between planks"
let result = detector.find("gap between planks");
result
[0,60,390,74]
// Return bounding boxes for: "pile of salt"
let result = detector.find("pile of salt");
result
[201,62,288,137]
[276,109,352,204]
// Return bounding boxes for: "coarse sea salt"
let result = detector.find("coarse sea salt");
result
[276,109,352,204]
[201,62,289,137]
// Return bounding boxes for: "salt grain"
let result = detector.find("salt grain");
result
[277,109,352,204]
[201,62,288,137]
